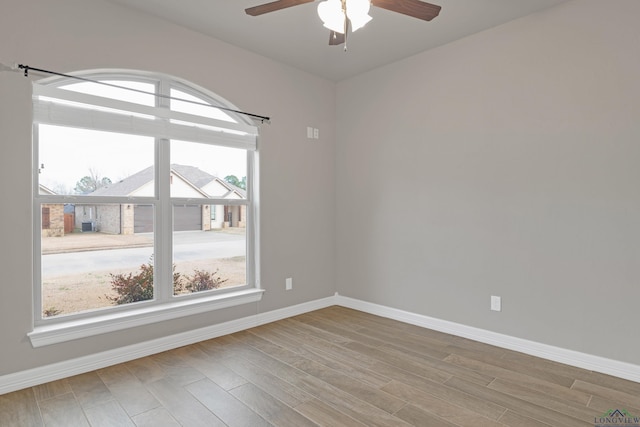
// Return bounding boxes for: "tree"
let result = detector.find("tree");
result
[224,175,246,190]
[74,169,112,194]
[52,183,73,195]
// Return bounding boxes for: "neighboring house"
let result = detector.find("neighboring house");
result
[75,165,246,234]
[39,185,65,237]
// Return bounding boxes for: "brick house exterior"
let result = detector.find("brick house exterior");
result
[41,203,64,237]
[39,185,65,237]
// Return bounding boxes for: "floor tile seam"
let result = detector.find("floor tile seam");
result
[444,352,577,392]
[445,376,592,426]
[293,397,370,427]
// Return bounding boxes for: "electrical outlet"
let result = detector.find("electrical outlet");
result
[285,277,293,291]
[491,295,501,312]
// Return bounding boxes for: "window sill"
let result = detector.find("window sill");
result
[28,288,265,348]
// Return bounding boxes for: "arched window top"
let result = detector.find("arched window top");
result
[33,69,259,149]
[37,69,253,127]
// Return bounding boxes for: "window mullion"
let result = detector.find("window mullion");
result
[156,138,172,301]
[156,79,173,301]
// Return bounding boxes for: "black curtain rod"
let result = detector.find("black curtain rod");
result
[18,64,270,124]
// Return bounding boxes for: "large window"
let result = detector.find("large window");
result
[31,71,261,342]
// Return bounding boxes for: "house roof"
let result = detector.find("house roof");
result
[90,164,246,198]
[172,164,216,189]
[91,166,154,197]
[223,181,247,198]
[39,184,56,195]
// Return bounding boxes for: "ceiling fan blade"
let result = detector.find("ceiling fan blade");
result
[371,0,441,21]
[245,0,315,16]
[329,31,345,46]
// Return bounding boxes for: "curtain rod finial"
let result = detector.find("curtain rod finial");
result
[18,64,30,77]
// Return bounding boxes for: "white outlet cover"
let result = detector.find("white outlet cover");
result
[491,295,501,311]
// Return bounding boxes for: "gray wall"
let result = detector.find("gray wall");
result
[0,0,336,375]
[336,0,640,364]
[2,0,639,378]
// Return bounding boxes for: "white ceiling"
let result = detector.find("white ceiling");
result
[106,0,569,81]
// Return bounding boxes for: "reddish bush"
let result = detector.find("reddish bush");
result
[184,269,227,293]
[108,261,183,305]
[109,259,228,304]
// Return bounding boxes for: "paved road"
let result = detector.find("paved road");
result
[42,231,245,276]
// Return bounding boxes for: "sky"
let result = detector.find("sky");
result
[38,125,247,194]
[37,80,248,194]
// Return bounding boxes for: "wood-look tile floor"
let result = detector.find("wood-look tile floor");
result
[2,306,640,426]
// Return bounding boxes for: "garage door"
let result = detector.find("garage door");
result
[134,205,154,233]
[174,205,202,231]
[134,205,202,232]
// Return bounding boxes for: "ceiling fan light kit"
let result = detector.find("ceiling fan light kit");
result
[245,0,442,48]
[317,0,372,34]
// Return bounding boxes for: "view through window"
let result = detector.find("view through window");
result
[35,73,257,320]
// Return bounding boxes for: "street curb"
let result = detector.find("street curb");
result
[42,243,154,255]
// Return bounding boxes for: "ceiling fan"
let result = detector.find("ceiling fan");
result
[245,0,442,49]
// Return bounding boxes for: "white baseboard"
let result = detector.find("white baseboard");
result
[335,294,640,383]
[0,295,336,395]
[2,293,639,395]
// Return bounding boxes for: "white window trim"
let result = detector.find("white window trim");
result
[28,288,265,347]
[31,70,262,347]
